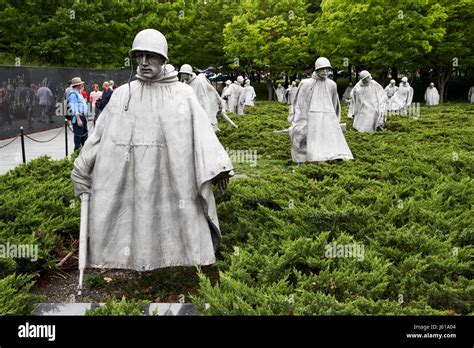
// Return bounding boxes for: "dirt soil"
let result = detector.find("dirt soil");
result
[31,253,219,303]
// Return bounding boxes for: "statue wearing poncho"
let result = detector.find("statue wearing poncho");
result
[424,83,440,106]
[275,84,287,104]
[241,79,256,107]
[287,82,298,106]
[469,86,474,104]
[391,77,414,115]
[351,71,387,132]
[222,77,244,114]
[71,31,233,271]
[185,73,223,131]
[290,57,353,163]
[384,80,398,99]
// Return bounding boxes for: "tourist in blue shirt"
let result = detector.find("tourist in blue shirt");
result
[68,77,88,151]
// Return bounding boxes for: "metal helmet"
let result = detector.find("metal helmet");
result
[401,76,408,83]
[128,29,168,61]
[359,70,371,80]
[315,57,332,70]
[237,76,244,83]
[179,64,193,75]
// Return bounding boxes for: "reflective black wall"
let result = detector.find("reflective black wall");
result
[0,66,132,139]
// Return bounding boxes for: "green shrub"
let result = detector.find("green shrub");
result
[0,273,44,315]
[194,101,474,315]
[84,296,151,316]
[1,102,472,315]
[0,258,17,278]
[86,274,106,290]
[0,156,79,273]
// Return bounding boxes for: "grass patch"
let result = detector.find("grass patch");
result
[0,101,472,315]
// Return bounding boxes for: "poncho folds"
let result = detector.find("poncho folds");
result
[290,73,353,163]
[424,86,440,106]
[187,73,223,130]
[351,79,387,132]
[241,85,256,106]
[223,82,243,114]
[389,83,413,113]
[287,85,298,105]
[71,67,233,271]
[275,86,287,103]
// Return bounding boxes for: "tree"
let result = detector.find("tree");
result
[177,0,233,69]
[223,0,317,100]
[421,0,474,103]
[310,0,447,83]
[126,0,192,68]
[34,1,130,69]
[0,0,130,68]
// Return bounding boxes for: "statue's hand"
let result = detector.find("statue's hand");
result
[299,137,307,150]
[212,170,233,194]
[218,177,229,195]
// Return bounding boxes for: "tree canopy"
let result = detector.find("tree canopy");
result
[0,0,472,101]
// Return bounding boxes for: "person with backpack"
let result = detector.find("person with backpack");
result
[64,80,73,125]
[68,77,88,151]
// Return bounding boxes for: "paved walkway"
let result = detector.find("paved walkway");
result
[0,123,95,175]
[34,303,205,316]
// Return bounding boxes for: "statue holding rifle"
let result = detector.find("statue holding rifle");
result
[179,64,238,131]
[71,29,233,292]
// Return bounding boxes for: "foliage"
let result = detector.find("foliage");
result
[222,0,317,99]
[84,296,151,316]
[0,0,130,69]
[193,101,474,315]
[0,0,238,70]
[310,0,474,102]
[0,257,17,278]
[311,0,447,76]
[0,102,472,315]
[0,0,472,104]
[86,273,106,290]
[223,0,316,74]
[0,273,44,315]
[420,0,474,102]
[0,156,78,273]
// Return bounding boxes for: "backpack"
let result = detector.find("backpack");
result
[64,89,74,120]
[65,89,81,121]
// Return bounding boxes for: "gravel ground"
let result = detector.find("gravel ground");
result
[31,256,144,303]
[31,254,214,303]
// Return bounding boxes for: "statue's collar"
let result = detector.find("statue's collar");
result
[135,65,179,84]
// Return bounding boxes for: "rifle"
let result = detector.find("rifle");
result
[273,124,347,133]
[273,128,290,133]
[78,193,90,295]
[221,111,238,128]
